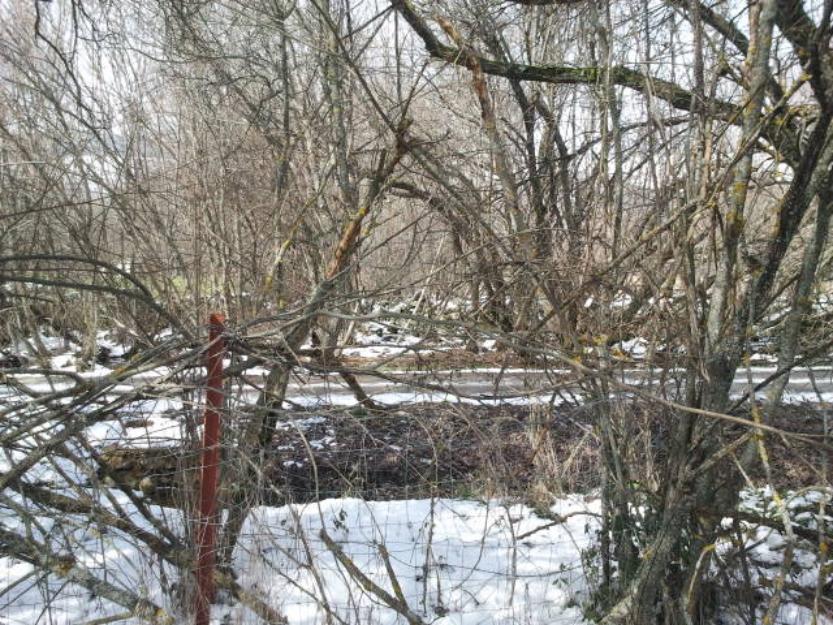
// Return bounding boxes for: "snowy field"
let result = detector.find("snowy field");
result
[223,497,598,625]
[0,483,829,625]
[0,487,599,624]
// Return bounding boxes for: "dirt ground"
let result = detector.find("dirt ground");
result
[98,400,831,509]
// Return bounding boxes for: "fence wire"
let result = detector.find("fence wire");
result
[0,331,830,625]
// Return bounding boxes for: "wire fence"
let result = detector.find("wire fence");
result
[0,325,830,625]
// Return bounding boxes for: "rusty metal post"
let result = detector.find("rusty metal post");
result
[195,313,225,625]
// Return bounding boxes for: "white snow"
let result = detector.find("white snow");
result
[0,488,599,625]
[617,338,648,359]
[1,334,831,625]
[715,488,833,625]
[211,497,600,625]
[85,398,186,448]
[2,482,826,625]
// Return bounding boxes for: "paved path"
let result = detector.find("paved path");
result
[272,366,833,405]
[4,365,832,406]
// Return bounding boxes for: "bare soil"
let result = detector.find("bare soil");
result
[96,400,831,509]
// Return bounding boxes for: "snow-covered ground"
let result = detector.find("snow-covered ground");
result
[0,329,831,624]
[0,486,599,624]
[222,497,598,625]
[1,481,828,625]
[719,488,833,625]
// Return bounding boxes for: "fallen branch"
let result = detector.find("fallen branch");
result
[320,528,427,625]
[0,526,174,625]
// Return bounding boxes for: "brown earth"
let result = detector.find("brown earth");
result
[95,400,831,509]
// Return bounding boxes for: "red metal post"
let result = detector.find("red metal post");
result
[195,313,225,625]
